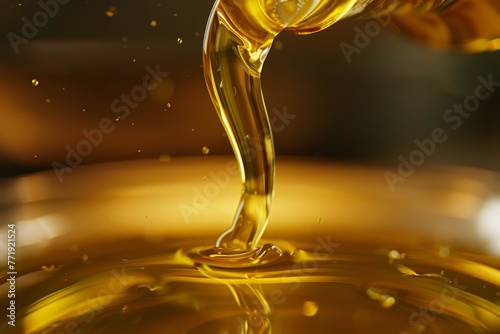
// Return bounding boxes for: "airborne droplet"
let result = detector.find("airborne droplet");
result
[106,6,117,17]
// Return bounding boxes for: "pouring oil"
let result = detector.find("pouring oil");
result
[1,1,500,333]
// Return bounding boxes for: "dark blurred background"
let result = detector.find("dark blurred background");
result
[1,0,499,178]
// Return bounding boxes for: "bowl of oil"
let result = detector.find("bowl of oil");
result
[1,157,499,333]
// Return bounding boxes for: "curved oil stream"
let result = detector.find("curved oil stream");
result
[198,0,500,262]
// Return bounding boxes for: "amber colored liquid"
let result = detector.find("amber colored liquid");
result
[3,236,499,333]
[2,1,500,334]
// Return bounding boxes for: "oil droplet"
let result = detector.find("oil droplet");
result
[106,6,117,17]
[388,249,405,264]
[41,265,55,271]
[45,98,51,103]
[302,301,319,317]
[150,20,157,27]
[366,287,397,309]
[159,154,171,162]
[438,245,450,258]
[70,244,79,252]
[381,296,396,308]
[31,79,39,86]
[177,37,183,44]
[82,255,89,262]
[202,146,210,155]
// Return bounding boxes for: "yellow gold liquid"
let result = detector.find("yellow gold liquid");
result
[2,1,500,333]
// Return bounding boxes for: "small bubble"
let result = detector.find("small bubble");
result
[82,108,86,112]
[131,122,135,126]
[302,301,319,317]
[132,58,136,63]
[202,176,207,182]
[34,155,38,158]
[106,6,117,17]
[137,149,142,153]
[317,217,323,224]
[122,258,129,262]
[367,287,396,309]
[122,305,129,314]
[121,36,128,42]
[194,31,200,37]
[388,250,404,264]
[202,146,210,155]
[70,244,79,252]
[31,79,39,86]
[159,154,171,162]
[219,81,224,88]
[41,265,55,271]
[381,296,396,308]
[62,87,65,91]
[82,255,89,262]
[173,13,178,17]
[150,20,157,27]
[116,117,120,121]
[45,98,51,103]
[166,102,171,108]
[191,128,195,132]
[177,37,183,44]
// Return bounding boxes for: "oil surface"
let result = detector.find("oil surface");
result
[2,237,499,333]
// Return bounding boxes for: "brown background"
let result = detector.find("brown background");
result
[1,0,499,178]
